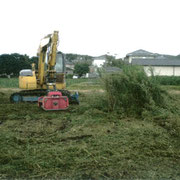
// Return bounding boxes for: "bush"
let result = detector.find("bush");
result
[102,65,168,116]
[152,76,180,85]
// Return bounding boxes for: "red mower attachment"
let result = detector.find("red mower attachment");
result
[38,91,69,111]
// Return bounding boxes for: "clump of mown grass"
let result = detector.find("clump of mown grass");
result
[102,65,170,116]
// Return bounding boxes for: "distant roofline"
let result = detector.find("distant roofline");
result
[126,49,156,57]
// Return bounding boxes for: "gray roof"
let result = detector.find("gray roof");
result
[132,58,180,66]
[126,49,156,57]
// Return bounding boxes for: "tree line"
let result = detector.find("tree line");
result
[0,53,90,78]
[0,53,38,77]
[0,53,120,78]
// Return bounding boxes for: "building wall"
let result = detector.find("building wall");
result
[144,66,180,76]
[66,64,74,69]
[92,59,106,67]
[174,67,180,76]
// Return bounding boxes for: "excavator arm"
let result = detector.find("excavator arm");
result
[37,31,59,88]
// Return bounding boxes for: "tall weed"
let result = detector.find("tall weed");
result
[102,65,169,116]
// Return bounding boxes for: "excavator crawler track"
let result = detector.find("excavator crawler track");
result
[10,89,79,104]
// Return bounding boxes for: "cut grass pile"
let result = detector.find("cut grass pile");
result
[0,78,180,179]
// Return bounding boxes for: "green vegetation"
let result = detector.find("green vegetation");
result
[153,76,180,85]
[73,63,90,78]
[67,79,101,90]
[105,55,124,68]
[0,52,92,78]
[0,54,38,77]
[0,78,98,89]
[102,66,169,116]
[0,78,19,88]
[0,69,180,179]
[66,78,88,87]
[65,53,93,63]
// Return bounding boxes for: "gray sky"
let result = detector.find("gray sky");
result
[0,0,180,57]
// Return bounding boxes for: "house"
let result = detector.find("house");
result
[132,58,180,76]
[125,49,157,63]
[65,61,74,75]
[126,49,180,76]
[66,61,74,69]
[92,55,106,68]
[86,55,107,78]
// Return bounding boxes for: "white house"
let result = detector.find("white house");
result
[92,55,106,68]
[126,49,180,76]
[132,58,180,76]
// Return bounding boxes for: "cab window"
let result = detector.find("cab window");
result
[19,70,33,76]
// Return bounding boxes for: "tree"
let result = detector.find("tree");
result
[105,55,125,68]
[29,56,38,70]
[0,53,32,77]
[74,63,89,78]
[65,53,93,64]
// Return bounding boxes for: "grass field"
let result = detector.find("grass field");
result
[0,78,100,90]
[0,78,19,88]
[0,78,180,179]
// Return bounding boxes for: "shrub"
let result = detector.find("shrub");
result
[152,76,180,85]
[102,65,168,116]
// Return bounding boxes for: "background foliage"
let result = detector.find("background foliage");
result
[0,52,92,77]
[152,76,180,85]
[0,54,38,77]
[74,63,89,77]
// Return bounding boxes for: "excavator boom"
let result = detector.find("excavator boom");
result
[37,31,59,88]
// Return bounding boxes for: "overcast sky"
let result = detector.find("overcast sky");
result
[0,0,180,57]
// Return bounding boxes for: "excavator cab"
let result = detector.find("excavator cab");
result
[55,52,66,90]
[19,69,37,89]
[55,52,66,73]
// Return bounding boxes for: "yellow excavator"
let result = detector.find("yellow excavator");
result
[10,31,78,104]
